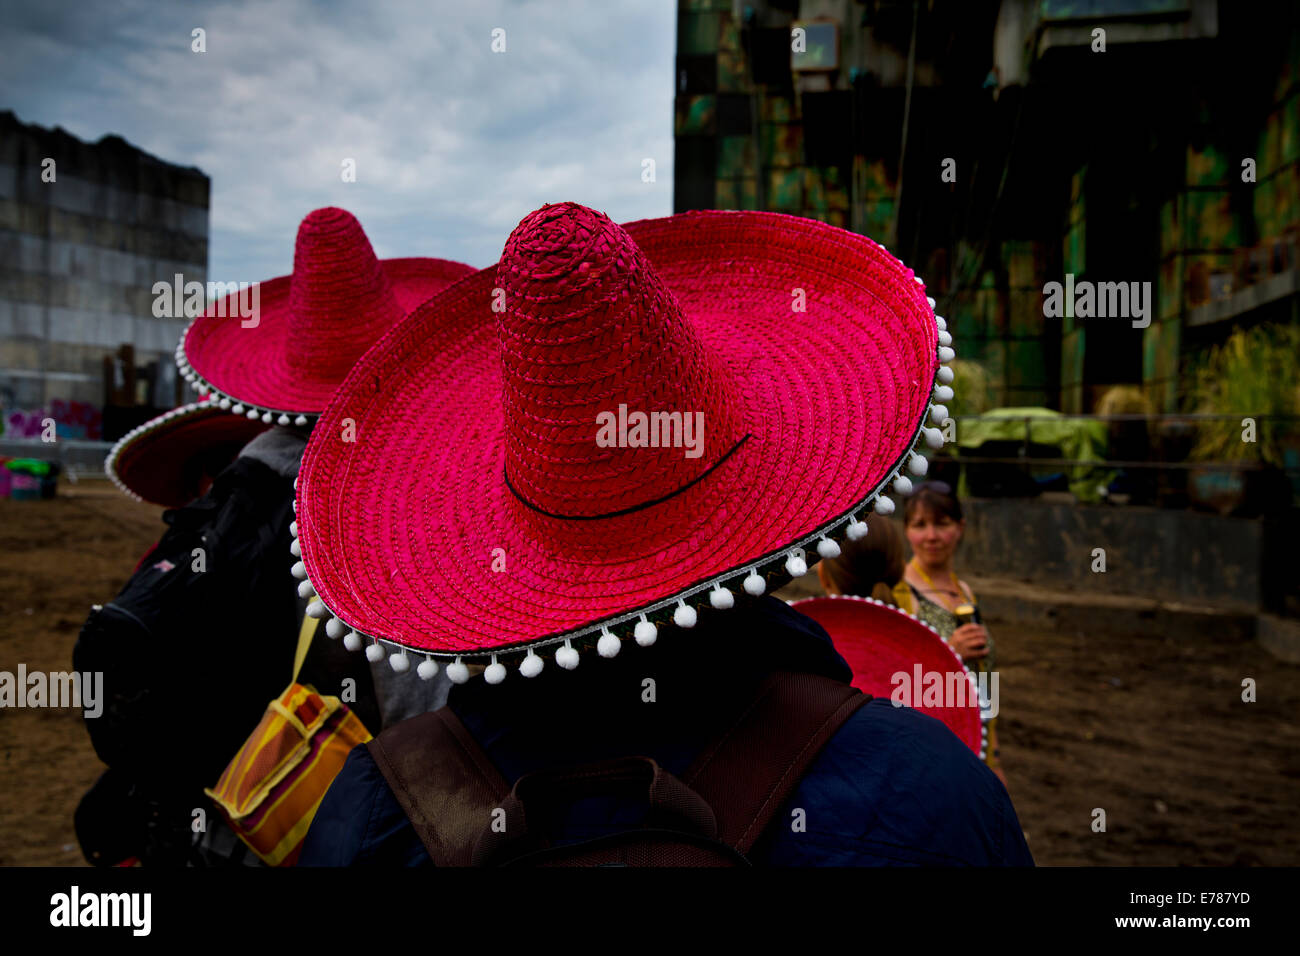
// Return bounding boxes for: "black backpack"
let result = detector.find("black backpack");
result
[73,456,350,865]
[74,454,386,865]
[367,671,868,866]
[75,457,300,786]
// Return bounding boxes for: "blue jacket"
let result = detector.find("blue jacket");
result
[300,597,1033,866]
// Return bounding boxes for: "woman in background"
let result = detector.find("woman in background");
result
[892,481,1006,788]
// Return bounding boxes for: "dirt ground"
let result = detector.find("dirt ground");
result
[2,485,1298,866]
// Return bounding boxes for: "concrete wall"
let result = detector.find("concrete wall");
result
[0,110,208,437]
[961,497,1264,612]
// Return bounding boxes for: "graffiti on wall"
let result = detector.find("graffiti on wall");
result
[2,400,103,440]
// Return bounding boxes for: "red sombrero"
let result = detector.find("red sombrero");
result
[176,207,475,425]
[293,203,957,683]
[791,595,984,758]
[104,399,270,507]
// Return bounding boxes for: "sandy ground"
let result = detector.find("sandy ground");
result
[2,485,1298,866]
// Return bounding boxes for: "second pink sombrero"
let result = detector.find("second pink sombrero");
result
[791,595,984,757]
[176,207,475,425]
[294,202,958,681]
[105,399,269,507]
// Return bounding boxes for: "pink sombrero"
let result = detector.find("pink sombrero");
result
[293,202,958,682]
[104,399,270,507]
[176,207,475,425]
[791,595,984,757]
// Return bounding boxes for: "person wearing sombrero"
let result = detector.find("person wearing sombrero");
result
[791,594,987,759]
[296,202,1031,867]
[76,208,474,866]
[175,204,477,734]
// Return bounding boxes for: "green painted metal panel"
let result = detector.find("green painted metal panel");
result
[678,11,720,55]
[675,95,716,136]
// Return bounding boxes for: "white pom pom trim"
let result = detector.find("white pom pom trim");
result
[484,655,506,684]
[874,495,896,516]
[743,568,766,596]
[634,615,658,646]
[343,630,362,652]
[846,519,869,541]
[909,453,929,476]
[597,627,621,658]
[673,600,698,628]
[817,537,841,559]
[417,656,440,681]
[938,366,954,384]
[291,561,307,580]
[556,639,580,669]
[894,476,913,496]
[446,658,470,684]
[785,551,808,577]
[390,650,410,673]
[365,640,385,663]
[520,651,544,678]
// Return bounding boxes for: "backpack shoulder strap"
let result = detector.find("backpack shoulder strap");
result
[366,707,509,867]
[683,671,868,856]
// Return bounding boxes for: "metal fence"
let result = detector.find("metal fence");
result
[943,413,1300,510]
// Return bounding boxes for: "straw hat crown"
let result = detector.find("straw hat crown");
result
[286,207,406,380]
[498,202,741,519]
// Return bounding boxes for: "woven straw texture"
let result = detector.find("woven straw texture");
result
[298,203,938,657]
[105,400,268,506]
[791,596,983,756]
[182,207,474,415]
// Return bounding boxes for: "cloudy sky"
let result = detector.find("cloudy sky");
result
[0,0,675,281]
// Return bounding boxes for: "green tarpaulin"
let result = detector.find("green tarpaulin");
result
[954,407,1114,503]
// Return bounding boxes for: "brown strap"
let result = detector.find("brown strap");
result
[683,671,868,855]
[373,672,866,866]
[470,756,720,866]
[366,708,509,867]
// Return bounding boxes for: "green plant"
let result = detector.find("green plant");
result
[1186,323,1300,467]
[946,359,995,417]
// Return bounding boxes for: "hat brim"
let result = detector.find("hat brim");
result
[180,258,475,419]
[791,595,984,757]
[298,211,945,659]
[105,401,269,507]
